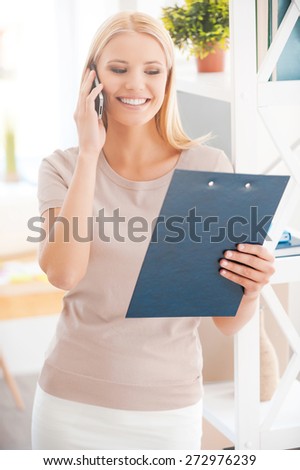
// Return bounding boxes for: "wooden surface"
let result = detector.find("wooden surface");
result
[0,252,65,321]
[0,286,64,320]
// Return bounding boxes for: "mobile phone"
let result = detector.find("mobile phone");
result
[90,63,104,119]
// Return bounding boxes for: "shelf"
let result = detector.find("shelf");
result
[271,255,300,284]
[203,380,300,449]
[176,62,231,103]
[203,381,236,443]
[176,64,300,106]
[175,63,297,108]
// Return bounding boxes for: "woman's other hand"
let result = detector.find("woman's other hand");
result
[219,243,275,299]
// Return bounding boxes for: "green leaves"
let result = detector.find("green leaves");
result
[161,0,229,59]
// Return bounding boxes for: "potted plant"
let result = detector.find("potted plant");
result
[161,0,229,73]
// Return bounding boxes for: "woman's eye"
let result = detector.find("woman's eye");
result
[146,70,160,75]
[111,68,126,74]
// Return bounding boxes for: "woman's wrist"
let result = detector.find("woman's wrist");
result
[243,291,260,301]
[77,150,101,171]
[74,154,99,186]
[78,149,101,163]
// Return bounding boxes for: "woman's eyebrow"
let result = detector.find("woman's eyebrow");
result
[145,61,164,66]
[107,60,164,65]
[107,60,127,64]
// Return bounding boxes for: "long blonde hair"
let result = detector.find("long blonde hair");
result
[82,11,208,149]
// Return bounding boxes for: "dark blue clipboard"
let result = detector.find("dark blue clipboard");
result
[126,170,290,318]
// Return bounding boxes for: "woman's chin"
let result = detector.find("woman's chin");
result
[107,113,156,128]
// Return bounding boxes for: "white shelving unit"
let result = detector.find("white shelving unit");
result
[176,67,231,103]
[204,380,300,450]
[176,0,300,450]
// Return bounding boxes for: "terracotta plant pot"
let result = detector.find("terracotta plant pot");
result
[196,46,226,73]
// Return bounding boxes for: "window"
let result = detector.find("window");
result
[0,0,175,183]
[0,0,118,183]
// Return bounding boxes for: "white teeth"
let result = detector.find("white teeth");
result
[119,98,147,105]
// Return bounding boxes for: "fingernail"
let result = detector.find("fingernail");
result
[225,251,232,258]
[238,244,245,250]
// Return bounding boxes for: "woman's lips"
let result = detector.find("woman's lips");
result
[117,97,151,108]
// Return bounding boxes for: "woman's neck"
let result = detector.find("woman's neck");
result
[102,120,180,181]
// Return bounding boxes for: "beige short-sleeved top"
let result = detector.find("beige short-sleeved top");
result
[37,144,233,411]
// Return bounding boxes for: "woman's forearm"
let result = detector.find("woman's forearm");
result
[39,154,98,290]
[212,293,259,336]
[214,243,275,336]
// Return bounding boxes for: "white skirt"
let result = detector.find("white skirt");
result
[31,385,202,450]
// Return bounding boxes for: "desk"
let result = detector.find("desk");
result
[0,252,65,318]
[0,280,65,321]
[0,254,65,409]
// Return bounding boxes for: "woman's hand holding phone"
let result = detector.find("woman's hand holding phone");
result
[73,67,106,161]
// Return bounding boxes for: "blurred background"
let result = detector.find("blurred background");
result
[0,0,143,183]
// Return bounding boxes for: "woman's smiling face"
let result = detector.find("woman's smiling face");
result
[96,32,168,128]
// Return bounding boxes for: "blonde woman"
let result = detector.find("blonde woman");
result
[31,11,275,450]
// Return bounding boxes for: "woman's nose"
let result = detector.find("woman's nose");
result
[124,71,145,91]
